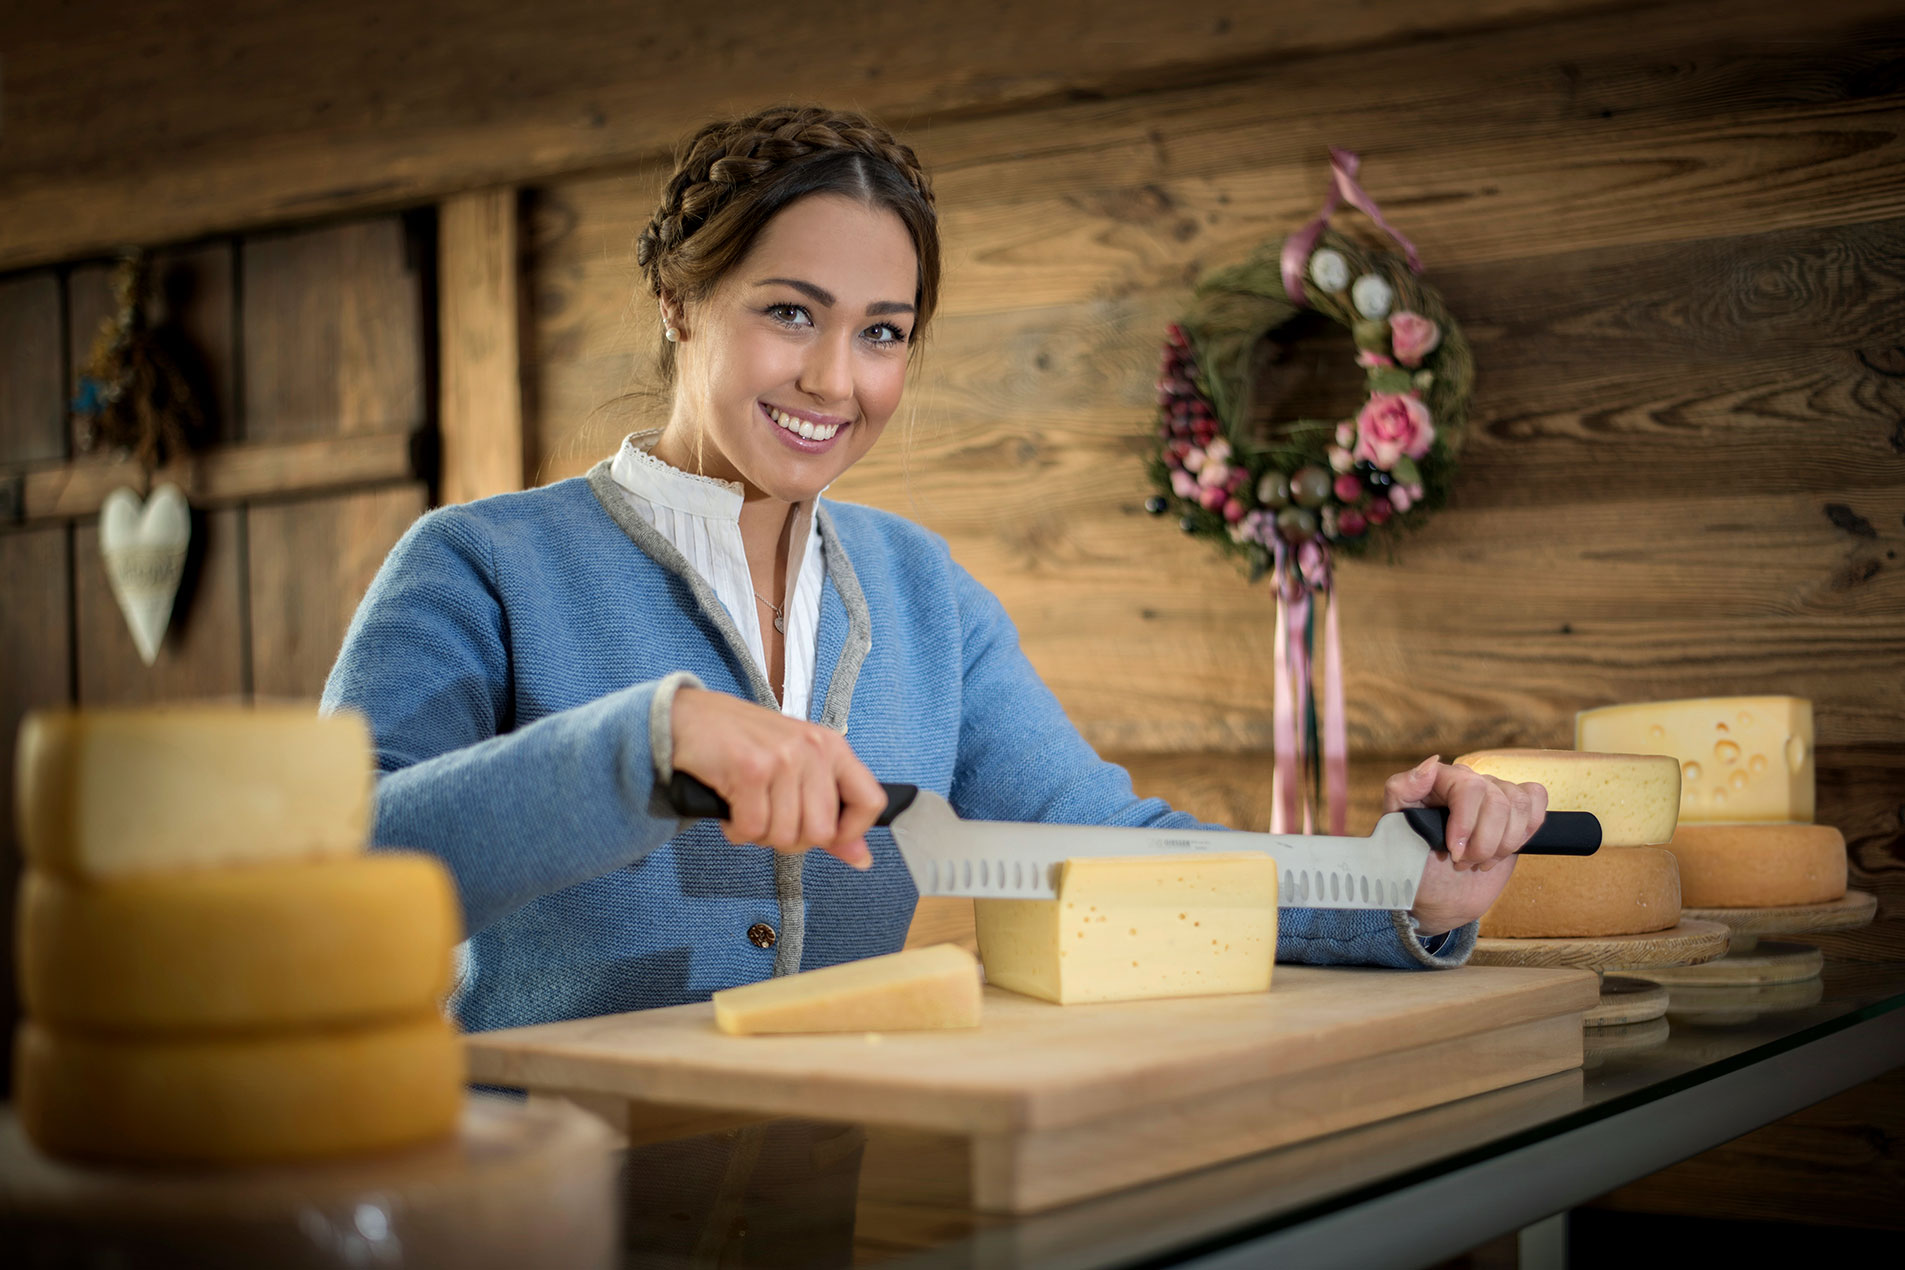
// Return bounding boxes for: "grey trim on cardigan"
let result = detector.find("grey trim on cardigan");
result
[1390,910,1478,967]
[587,460,874,978]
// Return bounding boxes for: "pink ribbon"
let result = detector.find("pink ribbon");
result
[1279,147,1424,306]
[1270,541,1298,834]
[1269,542,1348,837]
[1322,571,1347,835]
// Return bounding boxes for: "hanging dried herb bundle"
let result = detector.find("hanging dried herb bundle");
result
[72,250,207,476]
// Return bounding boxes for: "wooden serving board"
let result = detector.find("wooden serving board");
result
[467,964,1597,1213]
[1468,918,1730,973]
[1682,889,1877,939]
[0,1096,619,1269]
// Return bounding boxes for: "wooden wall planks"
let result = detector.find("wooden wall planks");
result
[248,485,428,699]
[1,215,433,1093]
[0,0,1642,271]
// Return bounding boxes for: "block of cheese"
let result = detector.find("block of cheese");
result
[14,1015,464,1166]
[1453,749,1680,846]
[713,944,982,1035]
[974,854,1278,1005]
[19,853,460,1033]
[1479,847,1682,938]
[16,704,373,879]
[1664,823,1847,908]
[1575,696,1814,822]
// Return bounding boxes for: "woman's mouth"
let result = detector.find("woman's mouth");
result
[761,401,849,451]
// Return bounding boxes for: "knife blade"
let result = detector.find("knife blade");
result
[664,774,1601,910]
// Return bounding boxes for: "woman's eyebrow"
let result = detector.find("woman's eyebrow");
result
[756,277,914,318]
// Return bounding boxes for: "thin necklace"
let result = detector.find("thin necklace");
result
[753,589,786,634]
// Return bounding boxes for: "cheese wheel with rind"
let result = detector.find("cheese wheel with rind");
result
[713,944,982,1035]
[16,705,372,879]
[14,1015,464,1166]
[975,854,1278,1005]
[1453,749,1680,846]
[1479,846,1682,938]
[1663,823,1846,908]
[1575,695,1813,823]
[19,854,460,1034]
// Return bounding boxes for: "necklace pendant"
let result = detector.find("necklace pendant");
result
[774,613,786,634]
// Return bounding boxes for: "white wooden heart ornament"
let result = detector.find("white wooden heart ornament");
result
[99,483,191,666]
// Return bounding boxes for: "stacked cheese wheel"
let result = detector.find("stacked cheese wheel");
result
[13,705,466,1166]
[1577,697,1846,909]
[1453,749,1685,938]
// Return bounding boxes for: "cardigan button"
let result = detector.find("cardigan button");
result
[747,922,778,949]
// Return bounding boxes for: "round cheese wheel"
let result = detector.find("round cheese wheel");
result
[1454,749,1681,846]
[19,854,460,1034]
[1479,846,1682,938]
[1665,823,1847,908]
[15,1016,465,1166]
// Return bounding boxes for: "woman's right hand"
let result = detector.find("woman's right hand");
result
[668,687,882,870]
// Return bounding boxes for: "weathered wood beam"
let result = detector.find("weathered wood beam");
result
[1,0,1656,270]
[438,188,525,505]
[0,429,425,527]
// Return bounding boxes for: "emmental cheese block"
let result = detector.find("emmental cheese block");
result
[14,1015,464,1166]
[1575,696,1814,823]
[19,853,460,1033]
[1454,750,1680,846]
[713,944,982,1035]
[16,705,373,878]
[1479,847,1682,938]
[974,854,1278,1005]
[1664,823,1847,908]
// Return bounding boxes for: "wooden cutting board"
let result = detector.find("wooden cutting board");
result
[468,963,1597,1212]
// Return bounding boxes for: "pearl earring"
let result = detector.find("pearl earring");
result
[664,325,679,342]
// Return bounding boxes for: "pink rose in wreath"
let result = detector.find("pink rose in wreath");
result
[1389,312,1441,367]
[1353,392,1435,470]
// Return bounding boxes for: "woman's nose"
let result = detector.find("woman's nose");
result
[798,331,855,406]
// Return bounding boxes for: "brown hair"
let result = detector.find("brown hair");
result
[635,105,940,388]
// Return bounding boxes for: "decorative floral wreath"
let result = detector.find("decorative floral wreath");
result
[1138,150,1474,837]
[1145,155,1472,574]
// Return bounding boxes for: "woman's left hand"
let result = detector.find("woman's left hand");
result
[1383,756,1549,938]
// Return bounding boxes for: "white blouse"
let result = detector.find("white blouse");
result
[607,431,825,722]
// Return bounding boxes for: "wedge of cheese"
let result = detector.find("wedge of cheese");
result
[1453,749,1680,846]
[1479,847,1682,938]
[975,854,1278,1005]
[19,853,460,1033]
[713,944,982,1035]
[1664,823,1846,908]
[1575,696,1814,822]
[16,705,373,879]
[15,1015,464,1166]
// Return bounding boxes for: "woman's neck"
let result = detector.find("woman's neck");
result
[650,422,797,580]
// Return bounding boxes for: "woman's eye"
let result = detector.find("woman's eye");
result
[865,323,909,346]
[765,304,811,327]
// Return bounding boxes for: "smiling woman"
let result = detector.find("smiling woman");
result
[320,104,1550,1035]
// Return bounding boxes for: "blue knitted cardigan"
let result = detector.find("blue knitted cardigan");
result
[320,463,1475,1033]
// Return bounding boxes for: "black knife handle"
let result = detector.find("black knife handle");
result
[1401,807,1601,856]
[666,771,918,828]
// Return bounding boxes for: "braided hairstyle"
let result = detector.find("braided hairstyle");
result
[636,105,940,388]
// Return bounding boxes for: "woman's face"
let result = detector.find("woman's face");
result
[667,193,920,504]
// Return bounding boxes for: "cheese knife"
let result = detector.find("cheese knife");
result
[665,774,1601,910]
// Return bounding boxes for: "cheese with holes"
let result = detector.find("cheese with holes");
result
[713,944,982,1035]
[1575,696,1814,823]
[19,853,459,1033]
[15,1015,464,1166]
[974,854,1278,1005]
[1664,823,1846,908]
[1454,749,1680,846]
[1479,847,1682,938]
[16,705,372,878]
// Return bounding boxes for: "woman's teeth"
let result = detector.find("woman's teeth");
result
[769,406,841,441]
